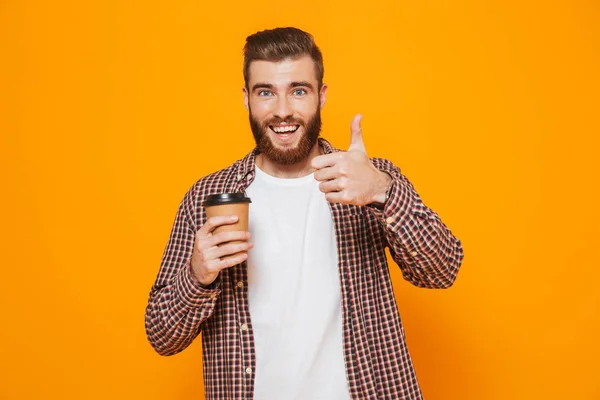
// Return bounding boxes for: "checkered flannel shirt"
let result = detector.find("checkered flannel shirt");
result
[145,138,464,399]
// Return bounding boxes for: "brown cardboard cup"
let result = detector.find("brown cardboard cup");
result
[203,193,252,260]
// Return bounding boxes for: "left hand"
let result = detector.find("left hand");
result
[312,114,392,205]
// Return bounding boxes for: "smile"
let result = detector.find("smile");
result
[270,124,300,134]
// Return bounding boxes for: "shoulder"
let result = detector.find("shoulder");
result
[178,159,245,227]
[196,162,242,194]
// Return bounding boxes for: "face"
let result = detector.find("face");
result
[243,55,327,165]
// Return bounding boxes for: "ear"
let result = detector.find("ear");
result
[319,83,328,110]
[242,87,249,111]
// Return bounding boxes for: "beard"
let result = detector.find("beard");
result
[249,106,322,166]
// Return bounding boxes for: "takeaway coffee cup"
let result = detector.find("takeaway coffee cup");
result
[203,193,252,259]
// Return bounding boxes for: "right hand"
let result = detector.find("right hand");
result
[190,215,253,286]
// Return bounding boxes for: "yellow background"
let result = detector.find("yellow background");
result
[1,0,599,399]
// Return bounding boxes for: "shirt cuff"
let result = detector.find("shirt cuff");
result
[366,159,415,230]
[379,175,415,231]
[174,260,221,308]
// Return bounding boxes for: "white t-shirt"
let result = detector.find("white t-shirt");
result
[246,165,351,400]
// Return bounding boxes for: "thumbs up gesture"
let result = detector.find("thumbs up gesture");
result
[312,114,392,206]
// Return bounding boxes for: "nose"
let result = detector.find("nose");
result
[274,96,293,120]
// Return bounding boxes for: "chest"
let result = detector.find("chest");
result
[246,180,335,256]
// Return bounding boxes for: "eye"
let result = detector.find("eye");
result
[292,88,307,96]
[257,90,273,96]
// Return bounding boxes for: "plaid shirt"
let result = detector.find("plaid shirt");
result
[145,138,464,400]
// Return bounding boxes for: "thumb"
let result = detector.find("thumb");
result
[348,113,366,153]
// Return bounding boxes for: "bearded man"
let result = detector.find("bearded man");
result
[145,27,464,400]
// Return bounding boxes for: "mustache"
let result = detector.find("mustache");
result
[263,117,304,127]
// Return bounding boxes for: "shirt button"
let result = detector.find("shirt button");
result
[386,217,394,224]
[240,323,248,331]
[410,251,418,257]
[237,281,244,288]
[245,367,252,374]
[209,294,217,300]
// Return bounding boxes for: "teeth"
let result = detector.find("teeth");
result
[272,125,298,133]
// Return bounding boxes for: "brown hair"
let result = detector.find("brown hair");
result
[243,27,324,90]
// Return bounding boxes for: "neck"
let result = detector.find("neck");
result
[255,142,323,179]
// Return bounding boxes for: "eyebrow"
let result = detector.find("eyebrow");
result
[251,81,315,92]
[251,83,274,91]
[290,81,314,90]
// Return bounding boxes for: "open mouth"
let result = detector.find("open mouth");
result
[269,124,300,136]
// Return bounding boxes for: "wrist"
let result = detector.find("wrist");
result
[189,258,217,288]
[372,172,393,204]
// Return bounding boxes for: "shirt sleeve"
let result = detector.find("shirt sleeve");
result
[366,157,464,288]
[144,190,222,356]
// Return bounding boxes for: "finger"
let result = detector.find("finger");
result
[324,191,352,204]
[348,113,366,153]
[196,238,251,271]
[313,166,339,182]
[214,241,253,260]
[205,230,251,248]
[311,152,344,170]
[319,178,347,193]
[198,215,239,238]
[215,252,249,271]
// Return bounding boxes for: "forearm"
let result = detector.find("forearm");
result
[145,261,221,356]
[145,194,221,355]
[368,158,464,288]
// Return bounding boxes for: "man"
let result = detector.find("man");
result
[145,27,464,400]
